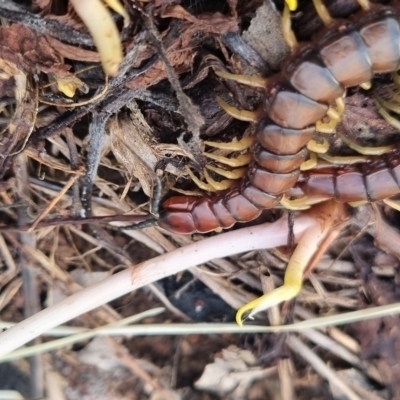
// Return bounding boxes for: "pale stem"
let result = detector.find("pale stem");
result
[0,215,316,358]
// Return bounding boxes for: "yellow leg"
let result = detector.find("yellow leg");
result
[335,97,345,116]
[374,98,400,130]
[203,169,235,191]
[373,88,400,131]
[186,165,240,192]
[382,86,400,103]
[383,198,400,212]
[216,97,258,122]
[205,165,247,180]
[315,98,345,134]
[360,81,372,90]
[204,136,254,151]
[357,0,371,11]
[393,72,400,87]
[282,5,298,50]
[339,134,393,155]
[317,153,368,165]
[285,0,298,11]
[374,91,400,114]
[312,0,333,26]
[215,71,267,88]
[316,119,338,134]
[280,195,312,210]
[236,203,338,325]
[300,152,318,170]
[203,152,252,167]
[185,166,218,192]
[307,138,329,154]
[348,200,369,207]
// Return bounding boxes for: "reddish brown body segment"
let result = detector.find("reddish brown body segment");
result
[158,4,400,234]
[289,151,400,203]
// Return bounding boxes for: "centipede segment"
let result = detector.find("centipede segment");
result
[158,0,400,234]
[141,0,400,325]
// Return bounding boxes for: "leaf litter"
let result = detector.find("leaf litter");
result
[0,0,400,399]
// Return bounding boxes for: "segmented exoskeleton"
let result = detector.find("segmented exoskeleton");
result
[156,0,400,234]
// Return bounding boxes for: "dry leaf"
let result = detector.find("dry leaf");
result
[55,74,89,97]
[0,24,69,75]
[46,36,101,63]
[195,346,274,399]
[110,103,158,197]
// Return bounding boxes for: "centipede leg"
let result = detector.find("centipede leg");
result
[215,71,267,88]
[203,169,235,191]
[393,72,400,87]
[216,97,258,122]
[360,81,372,90]
[285,0,298,11]
[204,136,253,152]
[316,98,345,134]
[205,165,247,180]
[356,0,371,11]
[375,87,400,112]
[281,4,298,50]
[186,165,238,192]
[203,152,252,167]
[339,133,393,155]
[383,198,400,212]
[374,102,400,130]
[317,153,368,165]
[236,201,344,325]
[374,91,400,130]
[185,166,218,192]
[300,151,318,171]
[280,195,312,210]
[307,138,329,154]
[312,0,333,26]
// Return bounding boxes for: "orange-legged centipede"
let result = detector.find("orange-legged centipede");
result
[149,0,400,234]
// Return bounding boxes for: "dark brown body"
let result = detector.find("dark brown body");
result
[159,4,400,234]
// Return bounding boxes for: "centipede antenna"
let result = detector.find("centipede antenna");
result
[312,0,333,26]
[119,217,159,230]
[281,4,298,50]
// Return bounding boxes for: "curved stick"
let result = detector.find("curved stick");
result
[0,215,317,358]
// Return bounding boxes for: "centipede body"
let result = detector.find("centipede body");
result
[158,1,400,234]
